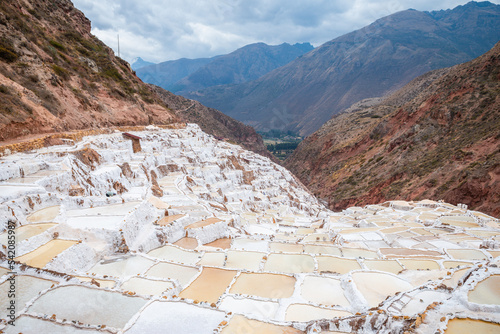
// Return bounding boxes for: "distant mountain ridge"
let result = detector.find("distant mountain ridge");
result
[285,42,500,217]
[131,57,155,70]
[185,1,500,136]
[135,42,313,94]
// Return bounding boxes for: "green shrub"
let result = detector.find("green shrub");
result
[52,64,69,80]
[0,46,18,62]
[49,40,65,51]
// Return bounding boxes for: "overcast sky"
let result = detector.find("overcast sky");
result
[71,0,499,63]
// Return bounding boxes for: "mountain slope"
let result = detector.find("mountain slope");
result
[285,42,500,217]
[187,1,500,136]
[171,42,313,94]
[0,0,269,158]
[131,57,155,70]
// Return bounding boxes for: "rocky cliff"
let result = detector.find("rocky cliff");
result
[285,42,500,217]
[0,0,269,158]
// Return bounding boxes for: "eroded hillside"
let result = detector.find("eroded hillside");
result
[286,42,500,217]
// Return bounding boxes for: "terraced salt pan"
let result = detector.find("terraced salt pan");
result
[301,276,349,306]
[89,256,155,277]
[219,296,279,321]
[185,217,223,229]
[225,250,265,271]
[447,249,488,260]
[0,223,55,244]
[221,314,301,334]
[304,244,341,256]
[147,245,202,265]
[174,237,198,249]
[145,262,199,288]
[444,318,500,334]
[4,316,100,334]
[380,248,443,258]
[0,276,55,319]
[341,248,378,259]
[74,276,115,288]
[179,267,236,303]
[285,304,351,322]
[15,239,77,268]
[26,205,60,222]
[442,261,473,269]
[401,290,448,315]
[124,301,226,334]
[229,273,295,299]
[197,252,226,267]
[231,238,269,252]
[264,253,315,273]
[270,242,304,253]
[468,275,500,305]
[317,256,361,274]
[66,216,126,230]
[363,259,403,274]
[28,286,147,329]
[439,216,479,228]
[66,202,140,217]
[352,272,413,307]
[120,277,175,296]
[156,214,186,226]
[399,259,440,270]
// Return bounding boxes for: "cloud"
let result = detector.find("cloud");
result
[71,0,499,63]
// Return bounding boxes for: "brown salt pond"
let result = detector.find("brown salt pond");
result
[0,223,56,243]
[26,205,60,222]
[15,239,77,268]
[229,273,295,299]
[399,259,440,270]
[156,214,186,226]
[225,250,265,271]
[179,267,236,303]
[468,275,500,305]
[317,256,361,274]
[148,196,170,209]
[205,237,232,249]
[363,259,403,274]
[264,253,315,273]
[285,304,351,322]
[185,217,223,229]
[221,314,301,334]
[445,318,500,334]
[174,237,199,249]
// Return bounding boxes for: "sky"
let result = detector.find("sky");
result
[71,0,499,63]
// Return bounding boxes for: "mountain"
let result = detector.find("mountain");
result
[0,0,268,157]
[130,57,155,70]
[285,42,500,217]
[135,57,214,91]
[171,42,314,94]
[185,1,500,136]
[135,42,313,94]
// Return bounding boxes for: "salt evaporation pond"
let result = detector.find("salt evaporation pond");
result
[1,126,499,333]
[445,318,500,334]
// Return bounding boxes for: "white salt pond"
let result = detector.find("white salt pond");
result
[0,223,55,244]
[285,304,351,322]
[124,301,226,334]
[147,245,202,265]
[27,205,60,222]
[219,296,279,321]
[225,250,265,271]
[221,314,301,334]
[352,271,413,307]
[4,316,101,334]
[28,286,147,329]
[317,256,361,274]
[264,253,315,273]
[300,276,350,306]
[468,275,500,305]
[120,277,175,296]
[89,256,155,277]
[145,262,199,288]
